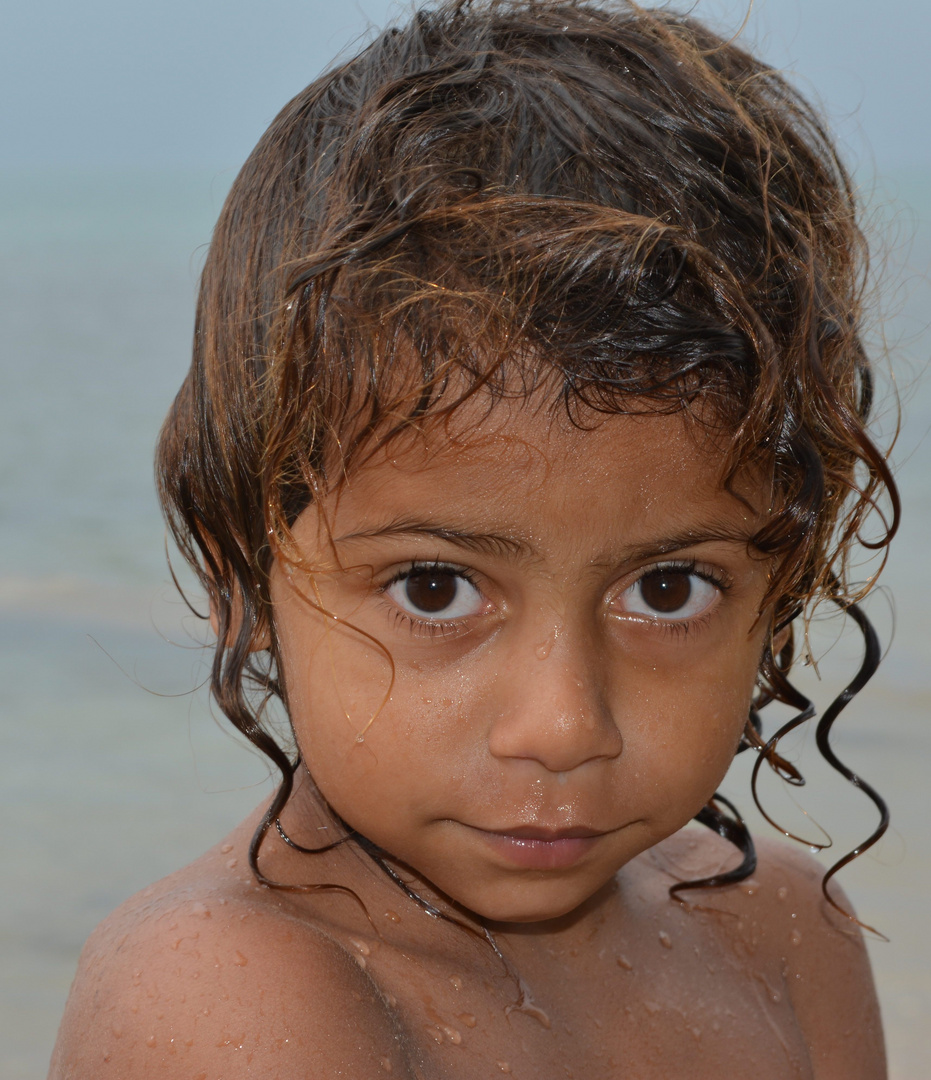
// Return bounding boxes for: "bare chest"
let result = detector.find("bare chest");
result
[352,927,813,1080]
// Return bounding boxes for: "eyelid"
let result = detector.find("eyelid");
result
[380,559,481,591]
[629,557,732,588]
[379,560,491,634]
[612,558,730,624]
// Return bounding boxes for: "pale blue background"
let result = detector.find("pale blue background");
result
[2,0,931,172]
[1,2,928,1077]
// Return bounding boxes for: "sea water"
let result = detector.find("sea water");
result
[1,169,928,1078]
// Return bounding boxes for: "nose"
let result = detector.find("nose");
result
[486,632,623,774]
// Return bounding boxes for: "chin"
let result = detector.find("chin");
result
[457,879,611,926]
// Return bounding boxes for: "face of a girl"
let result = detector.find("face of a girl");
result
[270,399,775,924]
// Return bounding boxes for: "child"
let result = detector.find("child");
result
[50,1,898,1076]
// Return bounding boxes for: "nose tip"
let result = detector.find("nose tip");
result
[486,646,622,773]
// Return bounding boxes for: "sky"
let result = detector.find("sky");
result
[2,0,930,177]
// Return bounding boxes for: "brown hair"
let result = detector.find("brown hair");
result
[157,0,898,904]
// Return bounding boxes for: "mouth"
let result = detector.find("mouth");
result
[467,823,609,870]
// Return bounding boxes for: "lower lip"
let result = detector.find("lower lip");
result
[476,831,601,870]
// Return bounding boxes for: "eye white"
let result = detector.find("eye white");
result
[620,568,719,621]
[385,567,485,620]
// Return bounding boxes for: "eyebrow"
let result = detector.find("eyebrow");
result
[334,518,758,564]
[335,520,531,558]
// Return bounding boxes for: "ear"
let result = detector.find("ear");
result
[767,599,799,661]
[771,621,792,658]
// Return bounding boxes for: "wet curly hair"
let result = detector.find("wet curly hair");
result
[156,0,898,908]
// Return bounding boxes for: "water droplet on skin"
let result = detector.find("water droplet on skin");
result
[349,938,371,957]
[171,939,182,951]
[776,886,788,901]
[458,1013,477,1028]
[385,993,398,1008]
[145,1035,157,1048]
[354,954,367,970]
[380,1057,393,1073]
[220,843,233,854]
[226,858,238,870]
[505,992,552,1029]
[535,638,553,660]
[111,1024,123,1039]
[103,1051,111,1062]
[644,1001,661,1015]
[184,1038,194,1048]
[191,902,211,918]
[658,931,673,949]
[790,930,803,946]
[385,910,401,923]
[497,1063,512,1074]
[743,885,757,897]
[449,975,463,991]
[132,971,142,986]
[442,1025,462,1044]
[809,845,820,854]
[616,955,633,970]
[426,1026,445,1044]
[233,951,248,967]
[691,1026,702,1040]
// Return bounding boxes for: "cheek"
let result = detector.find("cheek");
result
[619,639,762,796]
[279,621,464,817]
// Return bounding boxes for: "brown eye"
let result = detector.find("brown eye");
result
[385,565,485,621]
[404,569,458,613]
[639,569,692,613]
[620,565,719,621]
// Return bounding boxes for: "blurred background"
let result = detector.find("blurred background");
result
[1,1,928,1075]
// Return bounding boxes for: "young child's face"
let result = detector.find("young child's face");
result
[271,396,776,923]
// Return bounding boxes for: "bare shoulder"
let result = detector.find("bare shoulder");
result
[48,842,410,1079]
[752,836,886,1080]
[650,829,885,1079]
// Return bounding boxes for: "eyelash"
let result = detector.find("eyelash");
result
[623,558,731,638]
[379,561,484,639]
[377,558,732,641]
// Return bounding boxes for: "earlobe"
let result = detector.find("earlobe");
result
[771,621,792,659]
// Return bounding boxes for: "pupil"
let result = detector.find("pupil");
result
[404,571,457,613]
[640,570,691,613]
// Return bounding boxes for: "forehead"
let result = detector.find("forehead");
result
[318,396,765,552]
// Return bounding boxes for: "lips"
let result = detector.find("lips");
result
[486,824,605,841]
[469,823,607,870]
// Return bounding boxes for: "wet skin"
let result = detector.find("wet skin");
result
[49,403,886,1079]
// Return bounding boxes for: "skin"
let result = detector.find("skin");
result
[49,400,886,1079]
